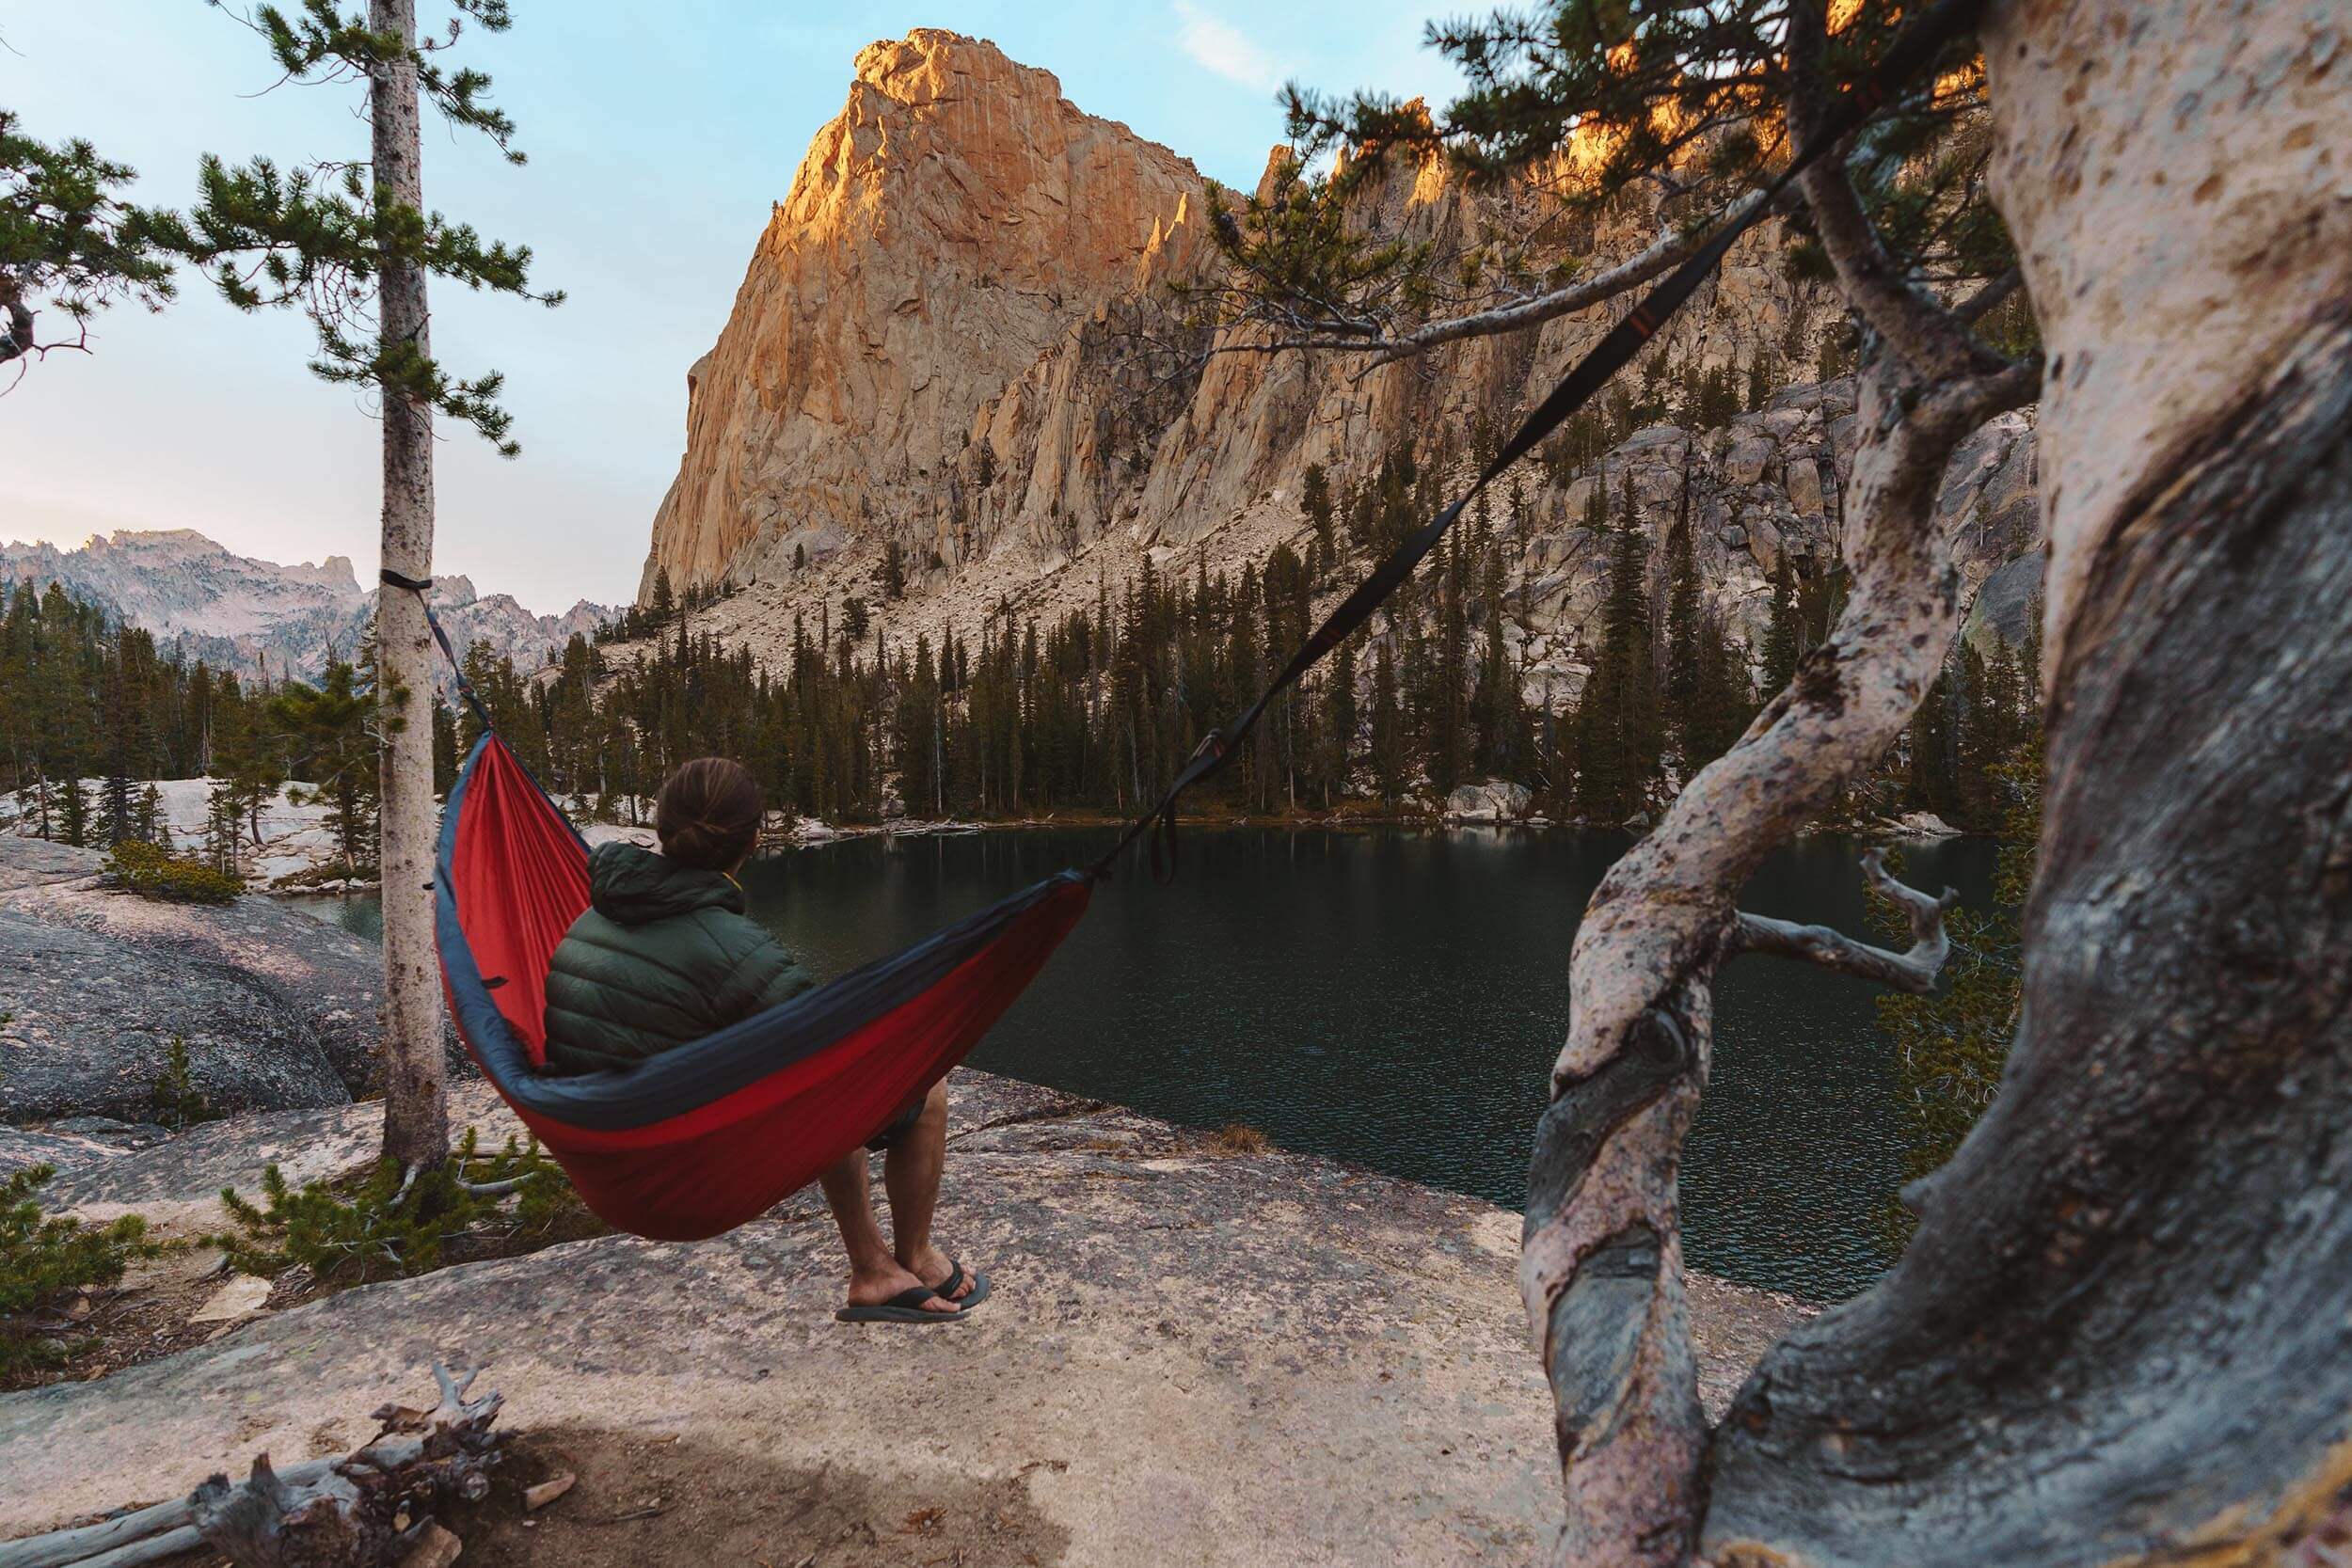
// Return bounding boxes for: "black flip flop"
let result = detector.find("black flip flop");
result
[835,1286,967,1324]
[932,1260,991,1311]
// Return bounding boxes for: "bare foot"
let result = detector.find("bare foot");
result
[845,1260,959,1313]
[900,1243,975,1302]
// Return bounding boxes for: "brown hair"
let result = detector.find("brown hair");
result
[655,757,763,872]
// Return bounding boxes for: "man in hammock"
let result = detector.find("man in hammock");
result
[539,757,986,1323]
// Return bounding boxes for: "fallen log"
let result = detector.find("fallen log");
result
[0,1361,501,1568]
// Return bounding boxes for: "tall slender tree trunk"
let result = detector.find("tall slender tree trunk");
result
[371,0,447,1170]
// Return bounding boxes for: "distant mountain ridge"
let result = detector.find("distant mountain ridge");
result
[0,528,617,683]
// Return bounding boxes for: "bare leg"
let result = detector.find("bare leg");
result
[884,1082,972,1301]
[818,1144,952,1312]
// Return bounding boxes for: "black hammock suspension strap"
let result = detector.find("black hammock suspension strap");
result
[380,568,496,734]
[1087,0,1981,884]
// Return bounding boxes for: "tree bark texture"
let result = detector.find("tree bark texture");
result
[1697,7,2352,1563]
[1524,340,2032,1566]
[371,0,447,1170]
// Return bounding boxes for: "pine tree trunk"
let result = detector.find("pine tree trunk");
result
[370,0,447,1171]
[1693,5,2352,1562]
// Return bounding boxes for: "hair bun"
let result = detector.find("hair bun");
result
[655,758,764,871]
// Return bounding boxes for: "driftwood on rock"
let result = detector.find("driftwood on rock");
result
[191,1362,501,1567]
[0,1363,500,1568]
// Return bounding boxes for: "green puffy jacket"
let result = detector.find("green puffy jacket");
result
[540,842,813,1075]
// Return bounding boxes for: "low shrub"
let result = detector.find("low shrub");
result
[149,1037,217,1131]
[214,1129,599,1286]
[103,839,243,905]
[267,861,379,892]
[1208,1122,1272,1156]
[0,1164,158,1373]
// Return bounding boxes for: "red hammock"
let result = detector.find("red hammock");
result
[437,734,1090,1241]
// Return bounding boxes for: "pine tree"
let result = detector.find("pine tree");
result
[1760,556,1803,693]
[135,783,167,847]
[1663,520,1703,752]
[203,780,244,876]
[1683,623,1756,770]
[1906,661,1959,819]
[1428,541,1472,794]
[1323,636,1359,805]
[272,658,378,875]
[1301,463,1336,568]
[210,691,286,849]
[1744,343,1778,414]
[1369,636,1406,805]
[1574,476,1662,821]
[1472,543,1526,778]
[101,771,135,846]
[149,0,563,1175]
[0,109,180,379]
[56,774,90,848]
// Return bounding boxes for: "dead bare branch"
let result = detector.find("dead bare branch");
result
[0,1362,501,1568]
[1729,847,1958,992]
[1198,186,1784,369]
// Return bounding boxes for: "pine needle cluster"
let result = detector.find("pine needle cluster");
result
[103,839,244,905]
[135,0,562,453]
[1191,3,2015,356]
[0,1166,158,1373]
[213,1128,594,1286]
[0,108,180,372]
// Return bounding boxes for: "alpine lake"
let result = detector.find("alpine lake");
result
[296,823,1995,1301]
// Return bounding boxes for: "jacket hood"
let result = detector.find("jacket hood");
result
[586,842,745,926]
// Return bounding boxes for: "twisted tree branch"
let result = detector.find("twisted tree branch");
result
[1786,2,1994,383]
[1523,333,2038,1567]
[1729,848,1958,993]
[1199,187,1785,367]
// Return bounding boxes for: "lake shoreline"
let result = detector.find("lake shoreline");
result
[283,822,1995,1299]
[764,806,1976,853]
[256,803,1976,895]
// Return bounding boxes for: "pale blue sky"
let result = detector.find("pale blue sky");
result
[1,2,1461,611]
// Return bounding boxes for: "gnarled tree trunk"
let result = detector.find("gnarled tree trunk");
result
[1694,5,2352,1562]
[1526,339,2035,1565]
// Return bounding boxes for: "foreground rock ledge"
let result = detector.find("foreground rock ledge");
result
[0,1071,1807,1566]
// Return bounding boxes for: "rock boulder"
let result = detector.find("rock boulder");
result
[1446,781,1534,824]
[0,908,348,1126]
[0,839,368,1122]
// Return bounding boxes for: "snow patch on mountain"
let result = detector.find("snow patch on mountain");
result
[0,529,618,683]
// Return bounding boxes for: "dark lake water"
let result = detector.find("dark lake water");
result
[297,825,1994,1300]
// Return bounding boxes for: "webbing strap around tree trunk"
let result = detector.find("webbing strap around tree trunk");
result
[381,567,496,733]
[1089,0,1985,883]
